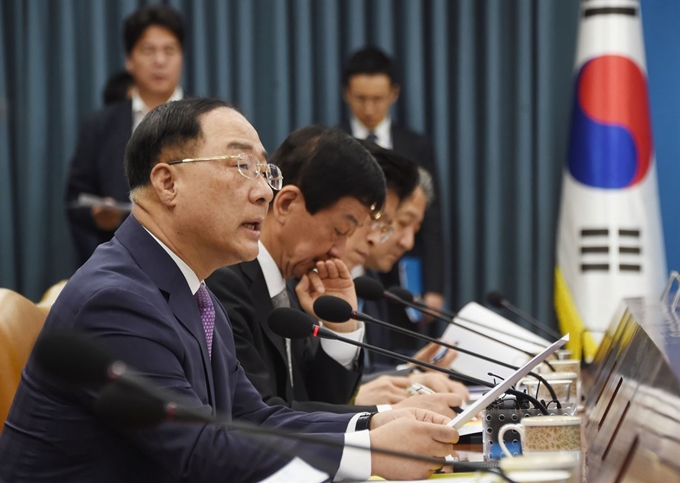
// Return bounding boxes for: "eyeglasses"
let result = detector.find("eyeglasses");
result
[371,219,394,243]
[167,153,283,190]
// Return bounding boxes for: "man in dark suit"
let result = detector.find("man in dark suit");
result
[65,5,185,265]
[207,127,462,418]
[340,47,446,333]
[341,153,467,406]
[0,99,460,481]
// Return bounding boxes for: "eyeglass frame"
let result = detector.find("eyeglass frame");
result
[371,218,394,243]
[166,153,284,190]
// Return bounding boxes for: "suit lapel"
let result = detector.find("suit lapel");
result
[390,124,405,154]
[166,279,216,406]
[240,260,288,365]
[115,216,216,406]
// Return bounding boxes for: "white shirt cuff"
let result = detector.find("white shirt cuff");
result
[376,404,392,412]
[319,321,365,369]
[335,417,371,481]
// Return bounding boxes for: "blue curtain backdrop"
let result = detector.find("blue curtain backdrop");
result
[0,0,581,330]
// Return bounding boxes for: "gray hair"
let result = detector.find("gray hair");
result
[417,167,435,207]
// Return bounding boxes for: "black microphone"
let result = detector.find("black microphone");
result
[33,331,155,390]
[354,276,546,357]
[269,308,549,414]
[34,331,214,424]
[486,291,562,341]
[387,285,547,347]
[313,296,560,406]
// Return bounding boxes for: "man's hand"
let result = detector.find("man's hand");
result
[412,342,458,369]
[369,406,453,429]
[355,375,412,405]
[369,413,459,480]
[390,393,464,418]
[408,372,470,401]
[422,292,445,324]
[92,199,124,231]
[295,258,358,333]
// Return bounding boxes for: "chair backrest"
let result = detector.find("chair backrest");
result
[0,289,49,429]
[37,279,68,309]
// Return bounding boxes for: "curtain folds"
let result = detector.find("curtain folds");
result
[0,0,579,329]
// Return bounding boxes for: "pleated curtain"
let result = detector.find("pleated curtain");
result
[0,0,580,330]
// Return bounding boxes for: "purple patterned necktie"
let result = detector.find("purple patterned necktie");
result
[194,284,215,358]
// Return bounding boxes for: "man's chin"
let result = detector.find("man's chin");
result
[234,244,260,264]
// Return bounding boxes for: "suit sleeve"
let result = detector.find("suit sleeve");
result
[64,117,112,264]
[67,286,350,482]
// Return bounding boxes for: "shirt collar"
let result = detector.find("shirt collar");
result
[131,86,184,117]
[257,241,286,298]
[350,116,392,149]
[350,265,365,279]
[143,226,201,295]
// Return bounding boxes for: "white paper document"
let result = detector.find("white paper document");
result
[70,193,132,212]
[444,302,553,381]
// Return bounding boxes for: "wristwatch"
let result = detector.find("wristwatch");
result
[355,412,376,431]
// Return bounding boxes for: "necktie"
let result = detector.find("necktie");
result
[271,289,294,387]
[366,132,378,144]
[194,284,215,358]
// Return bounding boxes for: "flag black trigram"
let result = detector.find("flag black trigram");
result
[579,228,642,273]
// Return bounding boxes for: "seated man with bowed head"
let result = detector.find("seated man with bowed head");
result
[342,144,468,405]
[207,127,463,419]
[0,99,459,482]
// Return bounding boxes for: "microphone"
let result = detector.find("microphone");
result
[268,308,549,414]
[388,285,547,347]
[33,331,215,424]
[35,332,515,481]
[313,296,560,406]
[486,291,562,341]
[354,276,546,357]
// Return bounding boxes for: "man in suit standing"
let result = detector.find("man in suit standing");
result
[65,5,185,265]
[340,47,446,334]
[207,126,462,418]
[1,99,460,482]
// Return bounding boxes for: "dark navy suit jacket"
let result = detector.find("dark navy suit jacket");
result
[0,216,352,482]
[65,100,133,266]
[207,262,373,413]
[339,120,446,296]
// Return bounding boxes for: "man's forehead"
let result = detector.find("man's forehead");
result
[397,202,424,221]
[200,108,266,157]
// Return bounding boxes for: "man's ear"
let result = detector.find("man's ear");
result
[125,56,134,76]
[149,163,178,207]
[271,185,303,224]
[342,87,351,104]
[389,84,401,105]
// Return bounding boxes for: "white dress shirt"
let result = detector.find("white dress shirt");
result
[131,87,184,132]
[350,116,393,149]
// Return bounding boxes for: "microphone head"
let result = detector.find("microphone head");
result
[354,276,385,301]
[268,307,317,339]
[486,291,506,308]
[387,286,414,303]
[313,296,353,323]
[33,331,112,388]
[94,381,166,429]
